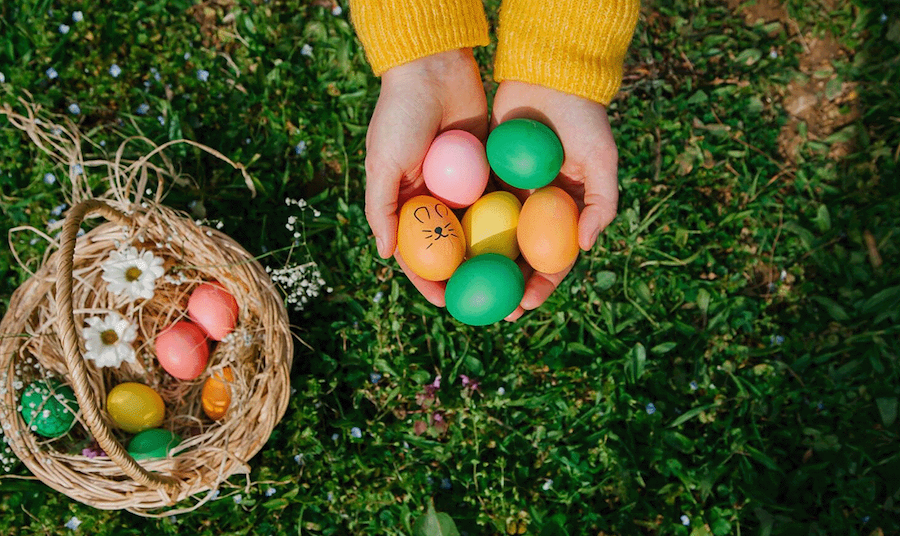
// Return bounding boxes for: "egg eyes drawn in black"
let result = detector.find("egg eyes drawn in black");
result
[414,204,459,249]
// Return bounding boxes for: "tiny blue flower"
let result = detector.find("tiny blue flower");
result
[184,52,191,60]
[265,487,276,497]
[350,427,362,439]
[879,13,887,23]
[73,164,83,175]
[497,387,506,396]
[327,491,334,502]
[244,137,251,145]
[370,372,382,384]
[59,24,70,34]
[157,115,165,126]
[300,44,313,57]
[294,454,304,465]
[109,64,121,78]
[689,381,699,391]
[331,5,343,16]
[43,173,56,184]
[440,478,452,490]
[209,489,220,500]
[136,103,150,115]
[769,50,778,59]
[68,103,80,115]
[646,403,656,415]
[100,140,106,147]
[65,516,81,530]
[0,72,4,83]
[72,11,83,22]
[143,80,151,88]
[373,291,383,303]
[681,515,690,526]
[46,67,59,80]
[817,401,825,411]
[196,69,210,82]
[51,204,66,217]
[770,335,785,346]
[233,494,242,504]
[863,515,871,523]
[331,432,338,441]
[542,479,553,491]
[294,141,307,155]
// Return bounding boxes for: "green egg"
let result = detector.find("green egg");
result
[486,118,564,190]
[445,254,525,326]
[127,428,181,460]
[20,379,79,439]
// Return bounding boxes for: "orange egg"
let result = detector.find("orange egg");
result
[397,195,466,281]
[517,186,579,274]
[201,367,234,420]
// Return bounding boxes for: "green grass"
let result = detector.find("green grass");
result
[1,0,899,534]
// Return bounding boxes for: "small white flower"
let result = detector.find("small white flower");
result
[136,103,150,115]
[109,64,121,78]
[59,24,70,34]
[351,427,362,438]
[101,246,165,301]
[157,115,165,126]
[300,44,313,57]
[0,72,4,83]
[769,50,778,59]
[331,5,342,16]
[542,479,553,490]
[184,52,191,60]
[233,494,242,504]
[265,487,276,497]
[294,141,307,155]
[46,67,59,80]
[65,516,81,530]
[68,103,81,115]
[196,69,210,82]
[497,387,506,396]
[681,515,690,526]
[83,312,137,368]
[72,11,83,22]
[72,164,83,175]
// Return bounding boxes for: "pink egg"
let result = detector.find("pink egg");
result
[422,130,490,209]
[155,321,209,380]
[187,281,239,341]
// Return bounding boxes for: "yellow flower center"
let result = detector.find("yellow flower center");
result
[125,266,142,282]
[100,330,119,345]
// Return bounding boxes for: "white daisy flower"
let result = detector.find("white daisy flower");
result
[100,246,165,301]
[83,312,137,368]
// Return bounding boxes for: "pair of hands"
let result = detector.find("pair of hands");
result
[364,48,619,321]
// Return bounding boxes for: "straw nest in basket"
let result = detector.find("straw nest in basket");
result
[0,101,293,516]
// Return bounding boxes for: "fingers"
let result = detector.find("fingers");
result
[504,258,574,322]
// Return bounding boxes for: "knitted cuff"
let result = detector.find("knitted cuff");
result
[494,0,641,105]
[349,0,491,76]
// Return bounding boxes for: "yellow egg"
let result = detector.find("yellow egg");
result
[397,195,466,281]
[461,191,521,260]
[201,367,234,421]
[107,382,165,433]
[517,186,579,274]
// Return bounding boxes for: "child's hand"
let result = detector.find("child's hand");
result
[364,49,488,306]
[490,81,620,321]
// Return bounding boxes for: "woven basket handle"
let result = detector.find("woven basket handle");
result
[57,199,181,495]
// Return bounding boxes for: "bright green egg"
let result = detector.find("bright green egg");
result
[486,118,564,190]
[127,428,181,460]
[445,254,524,326]
[20,379,79,438]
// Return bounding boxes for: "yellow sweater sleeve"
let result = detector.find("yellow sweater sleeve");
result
[494,0,641,105]
[348,0,490,76]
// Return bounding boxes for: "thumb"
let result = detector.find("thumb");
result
[364,157,402,258]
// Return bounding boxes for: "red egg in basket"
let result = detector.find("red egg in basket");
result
[188,281,239,341]
[155,320,209,380]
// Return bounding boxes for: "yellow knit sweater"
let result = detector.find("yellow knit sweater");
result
[348,0,640,105]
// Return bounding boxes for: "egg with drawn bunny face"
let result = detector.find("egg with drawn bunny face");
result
[397,196,466,281]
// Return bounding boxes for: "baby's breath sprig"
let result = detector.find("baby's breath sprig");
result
[267,197,331,311]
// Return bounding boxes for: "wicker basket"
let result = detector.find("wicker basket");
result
[0,103,293,516]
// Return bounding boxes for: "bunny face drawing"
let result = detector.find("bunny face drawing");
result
[397,196,466,282]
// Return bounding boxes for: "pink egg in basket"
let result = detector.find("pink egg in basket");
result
[422,130,490,209]
[155,320,209,380]
[188,281,239,341]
